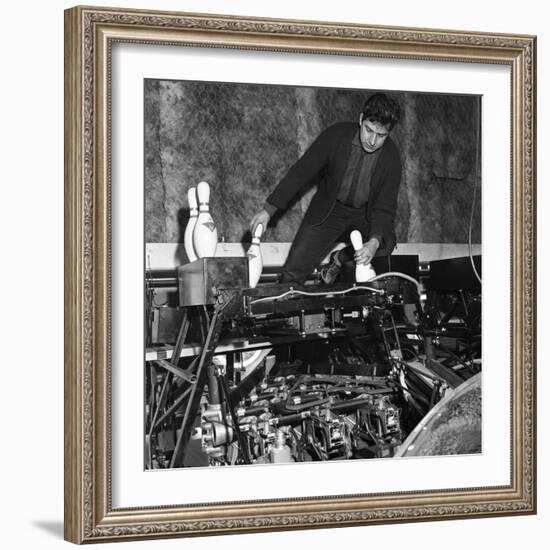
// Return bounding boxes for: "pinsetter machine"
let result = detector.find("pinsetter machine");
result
[145,253,482,469]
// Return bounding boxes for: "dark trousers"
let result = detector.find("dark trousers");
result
[280,201,371,284]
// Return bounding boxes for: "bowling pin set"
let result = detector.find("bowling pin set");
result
[183,183,374,286]
[184,182,264,288]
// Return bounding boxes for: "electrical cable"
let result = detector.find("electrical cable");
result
[391,357,443,383]
[249,285,384,305]
[434,342,477,375]
[249,272,422,307]
[469,100,482,285]
[368,272,422,295]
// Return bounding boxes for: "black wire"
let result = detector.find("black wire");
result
[401,347,419,360]
[217,374,251,464]
[468,97,482,285]
[289,428,304,462]
[434,341,475,374]
[218,377,231,464]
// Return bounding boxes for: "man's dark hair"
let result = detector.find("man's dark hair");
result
[361,93,401,129]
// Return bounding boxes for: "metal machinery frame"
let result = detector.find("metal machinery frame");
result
[145,256,481,469]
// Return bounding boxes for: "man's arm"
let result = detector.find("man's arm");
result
[250,124,337,234]
[368,144,402,253]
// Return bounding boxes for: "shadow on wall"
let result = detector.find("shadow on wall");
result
[175,207,190,264]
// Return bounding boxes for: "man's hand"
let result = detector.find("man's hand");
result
[250,208,271,236]
[354,237,379,265]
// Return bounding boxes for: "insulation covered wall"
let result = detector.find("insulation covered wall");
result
[144,79,481,254]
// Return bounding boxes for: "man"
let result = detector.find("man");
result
[250,93,402,285]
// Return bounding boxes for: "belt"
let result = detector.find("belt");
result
[335,199,366,211]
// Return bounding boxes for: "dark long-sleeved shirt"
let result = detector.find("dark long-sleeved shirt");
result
[336,131,381,208]
[264,122,402,250]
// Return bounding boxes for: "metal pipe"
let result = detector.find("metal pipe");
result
[207,364,220,405]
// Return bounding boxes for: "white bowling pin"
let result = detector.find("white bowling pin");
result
[193,181,218,258]
[350,230,376,282]
[184,187,198,262]
[248,223,263,288]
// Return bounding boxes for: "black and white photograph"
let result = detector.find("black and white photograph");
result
[58,2,538,545]
[143,79,482,469]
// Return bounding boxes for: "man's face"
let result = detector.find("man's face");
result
[359,115,391,153]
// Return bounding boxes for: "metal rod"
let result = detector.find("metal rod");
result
[154,358,197,384]
[153,386,192,431]
[426,358,465,389]
[148,372,172,436]
[170,295,230,468]
[170,310,190,366]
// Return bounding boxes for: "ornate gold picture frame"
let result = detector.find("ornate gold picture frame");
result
[64,5,536,544]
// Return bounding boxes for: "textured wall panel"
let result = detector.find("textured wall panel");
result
[144,80,165,244]
[144,80,481,251]
[400,94,481,243]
